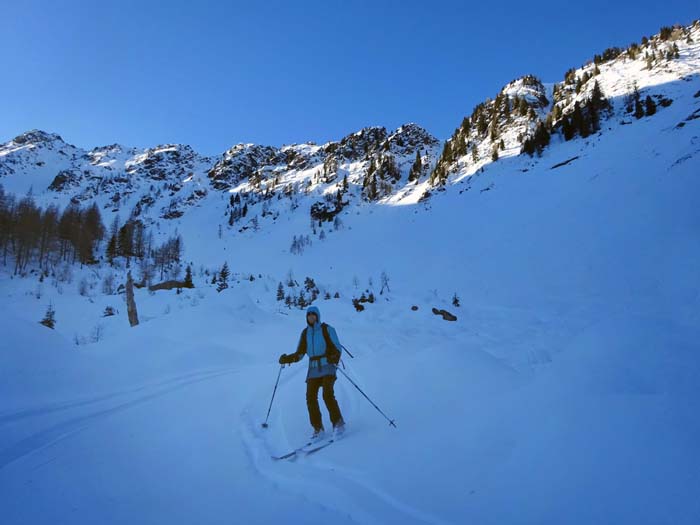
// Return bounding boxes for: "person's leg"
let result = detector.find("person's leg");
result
[321,375,344,427]
[306,377,324,431]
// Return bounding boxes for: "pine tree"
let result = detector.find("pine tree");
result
[304,276,316,292]
[521,136,536,156]
[106,234,118,264]
[184,265,193,287]
[534,122,551,155]
[562,116,575,141]
[367,174,378,200]
[519,97,528,116]
[477,112,488,135]
[408,150,423,182]
[277,282,285,301]
[571,102,589,138]
[645,95,657,116]
[634,97,645,119]
[118,222,134,262]
[40,303,56,329]
[553,104,562,121]
[220,262,230,281]
[588,81,607,131]
[217,263,230,292]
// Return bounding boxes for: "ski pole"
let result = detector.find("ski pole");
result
[340,344,354,359]
[334,365,397,428]
[262,364,284,428]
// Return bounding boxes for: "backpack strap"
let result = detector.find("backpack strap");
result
[301,323,341,368]
[321,322,341,363]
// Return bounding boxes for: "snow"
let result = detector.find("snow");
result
[1,21,700,525]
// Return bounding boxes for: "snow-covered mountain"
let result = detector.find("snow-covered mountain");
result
[0,120,441,228]
[1,20,699,525]
[3,24,699,231]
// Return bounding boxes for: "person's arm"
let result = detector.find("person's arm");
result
[279,330,307,364]
[289,330,307,362]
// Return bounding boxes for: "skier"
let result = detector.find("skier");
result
[278,305,346,438]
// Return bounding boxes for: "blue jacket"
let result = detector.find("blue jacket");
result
[290,305,342,381]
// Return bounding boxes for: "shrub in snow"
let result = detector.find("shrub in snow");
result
[352,298,365,312]
[39,304,56,329]
[78,278,90,296]
[103,306,116,317]
[102,273,116,295]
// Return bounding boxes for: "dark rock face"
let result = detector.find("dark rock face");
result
[13,130,64,146]
[48,169,81,191]
[128,145,204,184]
[208,144,283,190]
[148,279,194,291]
[310,200,344,223]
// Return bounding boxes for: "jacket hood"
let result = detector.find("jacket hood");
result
[306,305,321,326]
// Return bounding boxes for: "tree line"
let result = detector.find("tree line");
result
[0,186,183,281]
[0,187,105,273]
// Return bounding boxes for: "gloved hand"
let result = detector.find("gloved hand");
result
[279,353,290,364]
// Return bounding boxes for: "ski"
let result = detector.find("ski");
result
[303,438,334,455]
[271,449,300,460]
[271,436,338,460]
[271,440,313,460]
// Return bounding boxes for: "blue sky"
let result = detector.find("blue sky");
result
[1,0,697,155]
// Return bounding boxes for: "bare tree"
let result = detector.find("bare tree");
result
[126,271,139,327]
[380,271,391,294]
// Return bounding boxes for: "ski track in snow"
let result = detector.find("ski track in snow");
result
[0,367,237,424]
[0,367,239,470]
[239,363,454,525]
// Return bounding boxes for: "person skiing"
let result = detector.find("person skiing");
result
[278,305,346,438]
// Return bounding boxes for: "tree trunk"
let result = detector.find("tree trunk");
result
[126,271,139,327]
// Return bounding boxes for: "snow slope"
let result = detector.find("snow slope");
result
[1,20,700,525]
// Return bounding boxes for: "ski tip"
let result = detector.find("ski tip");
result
[272,451,297,460]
